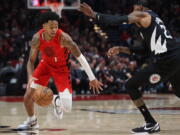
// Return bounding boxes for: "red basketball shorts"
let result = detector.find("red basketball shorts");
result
[32,60,72,93]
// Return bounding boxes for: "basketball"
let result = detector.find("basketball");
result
[33,87,53,107]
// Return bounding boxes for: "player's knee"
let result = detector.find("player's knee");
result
[24,87,35,102]
[125,80,136,93]
[125,80,142,100]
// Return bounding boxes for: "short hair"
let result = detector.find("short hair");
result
[39,11,60,25]
[133,0,149,8]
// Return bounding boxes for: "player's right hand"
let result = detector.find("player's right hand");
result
[89,79,103,94]
[27,75,36,89]
[107,46,120,58]
[79,3,97,18]
[27,76,33,89]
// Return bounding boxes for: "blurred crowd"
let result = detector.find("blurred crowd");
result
[0,0,179,95]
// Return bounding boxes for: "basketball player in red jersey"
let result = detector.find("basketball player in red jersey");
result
[17,11,103,130]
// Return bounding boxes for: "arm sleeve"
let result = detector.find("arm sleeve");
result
[96,13,128,25]
[77,54,96,81]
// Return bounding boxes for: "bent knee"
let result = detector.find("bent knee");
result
[125,80,142,100]
[125,80,136,91]
[24,88,36,100]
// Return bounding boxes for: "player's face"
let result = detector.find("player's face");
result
[133,5,143,11]
[43,20,58,37]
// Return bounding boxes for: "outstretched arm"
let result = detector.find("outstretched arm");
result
[107,44,151,57]
[60,32,103,93]
[107,46,131,57]
[79,3,127,25]
[80,3,151,27]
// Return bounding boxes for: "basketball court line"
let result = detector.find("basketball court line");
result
[0,94,168,102]
[79,107,180,115]
[0,126,66,134]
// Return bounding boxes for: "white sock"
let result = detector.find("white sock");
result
[27,115,36,122]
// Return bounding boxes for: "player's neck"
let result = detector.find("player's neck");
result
[43,31,53,41]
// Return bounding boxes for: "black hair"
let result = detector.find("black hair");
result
[39,11,60,26]
[134,0,149,8]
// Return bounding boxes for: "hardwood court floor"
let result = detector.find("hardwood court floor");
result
[0,94,180,135]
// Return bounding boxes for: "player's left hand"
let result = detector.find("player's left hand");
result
[79,3,97,18]
[107,46,120,57]
[89,79,103,94]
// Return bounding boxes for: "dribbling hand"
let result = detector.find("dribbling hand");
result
[89,79,103,94]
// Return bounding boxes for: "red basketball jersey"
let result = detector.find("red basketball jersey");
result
[38,29,70,68]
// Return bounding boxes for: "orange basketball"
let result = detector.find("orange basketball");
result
[33,87,53,107]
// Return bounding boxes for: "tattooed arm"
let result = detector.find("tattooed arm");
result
[59,32,103,94]
[27,33,40,81]
[60,32,81,57]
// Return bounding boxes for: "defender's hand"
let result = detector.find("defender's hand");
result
[89,79,103,94]
[107,46,120,57]
[79,3,96,18]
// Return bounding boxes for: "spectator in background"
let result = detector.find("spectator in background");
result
[0,0,180,96]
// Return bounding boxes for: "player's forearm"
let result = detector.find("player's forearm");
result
[96,13,128,25]
[129,45,149,55]
[60,32,96,81]
[69,43,81,57]
[27,61,35,80]
[68,44,96,81]
[76,54,96,81]
[119,46,131,55]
